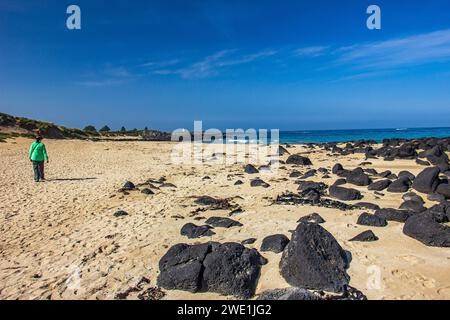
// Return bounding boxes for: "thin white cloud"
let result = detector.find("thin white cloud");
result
[294,46,329,57]
[154,49,277,79]
[336,29,450,70]
[140,59,181,69]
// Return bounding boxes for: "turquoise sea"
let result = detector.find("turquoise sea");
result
[278,127,450,144]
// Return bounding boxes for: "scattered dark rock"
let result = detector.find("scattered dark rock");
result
[412,167,440,194]
[157,243,210,293]
[202,243,267,298]
[244,164,259,174]
[289,170,302,178]
[280,222,350,292]
[354,202,380,211]
[158,242,267,298]
[278,145,290,156]
[416,159,431,166]
[141,188,154,195]
[378,170,392,178]
[160,183,177,188]
[180,223,215,239]
[436,183,450,199]
[297,213,325,224]
[234,180,244,185]
[275,193,357,211]
[205,217,242,228]
[241,238,257,245]
[346,169,372,186]
[257,287,319,300]
[403,212,450,247]
[374,208,413,223]
[286,154,313,166]
[357,212,387,227]
[399,200,427,213]
[260,234,290,253]
[298,169,317,180]
[402,192,424,204]
[122,181,135,191]
[387,177,411,193]
[113,210,128,217]
[333,178,347,186]
[399,171,415,181]
[428,193,446,203]
[329,185,363,201]
[368,179,391,191]
[250,178,270,188]
[349,230,378,242]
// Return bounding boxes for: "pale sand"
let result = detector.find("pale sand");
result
[0,138,449,300]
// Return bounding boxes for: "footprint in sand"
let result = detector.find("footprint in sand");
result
[398,255,425,265]
[437,287,450,297]
[390,269,436,288]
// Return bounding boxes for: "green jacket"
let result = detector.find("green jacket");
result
[29,141,49,162]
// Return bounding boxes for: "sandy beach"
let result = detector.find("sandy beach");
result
[0,137,449,300]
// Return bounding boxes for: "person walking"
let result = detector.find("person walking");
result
[29,135,49,182]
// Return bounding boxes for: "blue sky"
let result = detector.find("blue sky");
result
[1,0,450,131]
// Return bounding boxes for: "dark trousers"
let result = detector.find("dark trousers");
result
[33,161,44,181]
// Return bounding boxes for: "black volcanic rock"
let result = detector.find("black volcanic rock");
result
[205,217,242,228]
[297,213,326,224]
[257,287,319,300]
[329,185,363,201]
[157,242,267,298]
[349,230,378,242]
[357,212,387,227]
[374,208,413,223]
[280,222,350,293]
[180,223,215,239]
[260,234,290,253]
[114,210,128,217]
[368,179,391,191]
[286,154,312,166]
[403,212,450,247]
[346,168,372,186]
[399,200,427,213]
[412,167,440,194]
[244,164,259,174]
[436,183,450,199]
[387,177,411,193]
[250,178,270,188]
[122,181,135,190]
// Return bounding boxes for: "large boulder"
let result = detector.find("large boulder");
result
[280,222,350,293]
[202,243,267,298]
[412,167,440,194]
[286,154,312,166]
[157,243,210,292]
[157,242,267,298]
[260,234,290,253]
[403,213,450,247]
[329,185,363,201]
